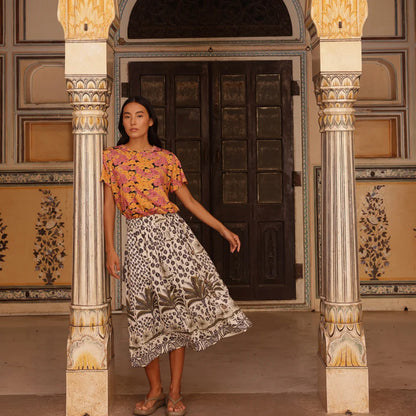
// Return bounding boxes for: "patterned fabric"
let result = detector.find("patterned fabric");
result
[124,213,252,367]
[101,145,187,219]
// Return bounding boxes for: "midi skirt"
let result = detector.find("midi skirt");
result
[124,212,252,367]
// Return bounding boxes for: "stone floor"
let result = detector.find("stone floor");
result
[1,311,416,415]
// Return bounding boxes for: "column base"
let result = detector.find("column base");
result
[66,361,114,416]
[318,356,369,414]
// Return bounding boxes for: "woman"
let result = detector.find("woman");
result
[102,96,251,416]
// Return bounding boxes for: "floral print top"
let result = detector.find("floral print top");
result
[101,145,187,219]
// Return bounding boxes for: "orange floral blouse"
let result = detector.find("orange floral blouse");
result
[101,145,187,219]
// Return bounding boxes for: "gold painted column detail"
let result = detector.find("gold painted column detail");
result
[66,77,113,372]
[315,72,367,371]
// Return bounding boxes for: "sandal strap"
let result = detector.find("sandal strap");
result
[144,394,164,404]
[167,395,183,406]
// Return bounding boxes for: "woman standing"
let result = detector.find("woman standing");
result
[102,96,251,416]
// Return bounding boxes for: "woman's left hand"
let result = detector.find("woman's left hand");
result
[220,228,241,253]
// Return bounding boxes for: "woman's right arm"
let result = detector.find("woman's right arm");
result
[103,184,120,279]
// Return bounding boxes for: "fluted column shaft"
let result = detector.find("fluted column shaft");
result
[315,73,367,368]
[66,77,113,371]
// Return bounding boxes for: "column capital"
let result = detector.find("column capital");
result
[57,0,119,42]
[314,72,361,132]
[66,76,112,134]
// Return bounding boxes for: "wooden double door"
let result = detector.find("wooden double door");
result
[128,61,295,300]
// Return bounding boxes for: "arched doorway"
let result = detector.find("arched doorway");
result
[117,0,305,302]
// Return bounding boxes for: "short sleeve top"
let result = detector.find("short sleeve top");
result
[101,145,187,219]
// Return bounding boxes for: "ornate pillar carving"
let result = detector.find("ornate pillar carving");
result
[58,2,119,416]
[306,1,369,413]
[315,72,367,368]
[66,77,113,372]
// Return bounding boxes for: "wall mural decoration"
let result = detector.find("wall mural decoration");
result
[315,167,416,297]
[0,171,72,301]
[34,189,67,285]
[358,185,391,280]
[0,211,8,271]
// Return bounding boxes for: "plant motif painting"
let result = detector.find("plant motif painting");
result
[358,185,391,280]
[33,189,67,285]
[0,212,8,271]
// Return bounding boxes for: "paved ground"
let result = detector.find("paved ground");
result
[1,311,416,415]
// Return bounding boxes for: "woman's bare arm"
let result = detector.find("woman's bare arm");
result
[104,184,120,278]
[174,184,240,253]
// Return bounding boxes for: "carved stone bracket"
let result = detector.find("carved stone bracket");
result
[66,77,112,134]
[319,300,367,367]
[58,0,119,42]
[314,73,361,132]
[67,303,113,370]
[306,0,368,41]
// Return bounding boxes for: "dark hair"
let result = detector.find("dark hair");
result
[117,96,162,147]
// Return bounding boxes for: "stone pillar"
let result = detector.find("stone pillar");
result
[306,1,369,413]
[57,2,119,416]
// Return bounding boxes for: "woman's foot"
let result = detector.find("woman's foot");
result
[166,391,186,416]
[134,388,165,415]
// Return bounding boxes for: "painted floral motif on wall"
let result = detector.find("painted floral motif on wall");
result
[33,189,67,285]
[358,185,391,280]
[0,213,8,271]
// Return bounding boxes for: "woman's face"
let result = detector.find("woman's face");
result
[122,102,154,140]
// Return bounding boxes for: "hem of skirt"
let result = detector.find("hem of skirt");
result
[129,309,252,367]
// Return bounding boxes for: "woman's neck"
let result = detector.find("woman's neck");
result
[124,137,153,152]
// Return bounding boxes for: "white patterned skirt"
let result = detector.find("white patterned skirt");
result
[124,212,252,367]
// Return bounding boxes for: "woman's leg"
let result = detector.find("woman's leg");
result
[167,347,186,412]
[136,356,164,410]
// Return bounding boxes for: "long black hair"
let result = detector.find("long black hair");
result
[117,96,162,147]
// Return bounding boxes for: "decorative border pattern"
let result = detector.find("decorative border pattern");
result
[0,170,73,185]
[114,49,310,310]
[0,286,71,301]
[0,170,73,302]
[315,166,416,297]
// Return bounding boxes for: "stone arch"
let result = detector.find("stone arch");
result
[118,0,305,42]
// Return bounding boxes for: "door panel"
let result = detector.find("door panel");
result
[211,61,295,300]
[129,62,210,245]
[128,60,295,300]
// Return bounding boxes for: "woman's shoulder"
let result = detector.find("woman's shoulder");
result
[155,147,180,162]
[103,145,124,154]
[103,145,131,158]
[102,145,132,167]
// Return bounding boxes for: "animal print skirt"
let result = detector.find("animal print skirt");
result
[124,212,252,367]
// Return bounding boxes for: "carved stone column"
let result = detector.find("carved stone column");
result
[57,2,119,416]
[315,73,369,412]
[306,1,369,413]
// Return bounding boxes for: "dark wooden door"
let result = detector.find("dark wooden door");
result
[210,61,295,300]
[128,61,295,300]
[128,62,211,246]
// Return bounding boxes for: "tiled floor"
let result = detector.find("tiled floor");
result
[1,311,416,415]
